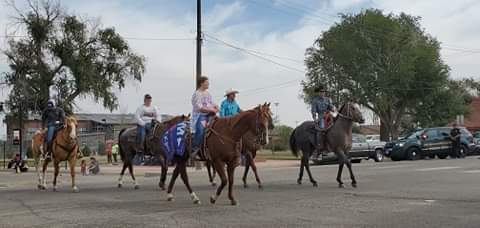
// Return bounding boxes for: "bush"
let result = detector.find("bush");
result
[26,146,33,158]
[82,145,91,157]
[97,142,106,155]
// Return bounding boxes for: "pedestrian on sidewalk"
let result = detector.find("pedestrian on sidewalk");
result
[80,159,88,176]
[112,143,119,163]
[89,157,100,175]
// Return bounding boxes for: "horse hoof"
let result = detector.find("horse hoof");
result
[193,199,201,205]
[338,184,344,188]
[231,200,238,206]
[118,184,122,188]
[352,183,357,188]
[134,185,140,190]
[72,186,79,193]
[159,183,166,191]
[53,187,58,192]
[211,182,217,187]
[258,184,263,190]
[37,184,44,190]
[243,184,248,188]
[167,194,174,202]
[297,180,302,185]
[312,182,318,187]
[210,196,217,204]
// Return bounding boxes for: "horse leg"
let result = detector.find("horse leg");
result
[303,154,318,187]
[345,156,357,188]
[166,162,181,201]
[159,157,167,190]
[128,164,139,189]
[227,164,238,206]
[210,160,227,204]
[52,160,60,192]
[297,155,305,185]
[206,161,217,186]
[336,153,346,188]
[41,159,49,190]
[242,153,251,188]
[34,154,43,190]
[178,160,200,204]
[250,153,263,189]
[118,163,128,188]
[69,158,79,193]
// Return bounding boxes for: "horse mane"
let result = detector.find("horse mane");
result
[228,109,257,129]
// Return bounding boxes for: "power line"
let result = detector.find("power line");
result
[204,33,306,75]
[0,35,194,41]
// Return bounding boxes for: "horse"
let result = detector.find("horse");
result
[289,102,365,188]
[117,115,188,190]
[206,130,269,189]
[207,103,272,205]
[164,119,201,204]
[32,116,79,192]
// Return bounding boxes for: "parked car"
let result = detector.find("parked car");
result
[366,134,381,142]
[384,127,475,161]
[312,134,386,165]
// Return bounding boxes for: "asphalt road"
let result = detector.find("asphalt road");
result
[1,157,480,228]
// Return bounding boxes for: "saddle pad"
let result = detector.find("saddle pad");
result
[162,122,187,162]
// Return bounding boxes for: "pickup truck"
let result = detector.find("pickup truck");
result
[312,134,386,164]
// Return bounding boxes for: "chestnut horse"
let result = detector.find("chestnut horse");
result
[117,115,188,190]
[33,116,79,192]
[208,103,272,205]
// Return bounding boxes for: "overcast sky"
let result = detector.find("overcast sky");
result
[0,0,479,138]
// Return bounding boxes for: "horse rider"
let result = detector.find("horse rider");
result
[134,94,161,164]
[191,76,219,153]
[311,85,336,158]
[220,88,242,118]
[42,99,66,160]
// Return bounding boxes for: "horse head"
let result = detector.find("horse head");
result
[338,102,365,124]
[65,116,78,142]
[254,103,273,146]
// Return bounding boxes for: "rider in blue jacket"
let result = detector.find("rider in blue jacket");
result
[311,85,335,157]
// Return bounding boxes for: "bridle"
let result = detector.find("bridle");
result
[254,108,269,145]
[337,102,357,121]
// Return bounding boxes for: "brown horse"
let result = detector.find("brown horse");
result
[33,116,79,192]
[290,102,365,188]
[207,103,272,205]
[117,115,188,190]
[206,130,268,189]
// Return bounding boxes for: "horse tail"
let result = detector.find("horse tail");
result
[290,128,299,157]
[118,128,127,162]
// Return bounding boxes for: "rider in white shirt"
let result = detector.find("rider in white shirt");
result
[134,94,160,164]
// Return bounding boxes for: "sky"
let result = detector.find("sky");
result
[0,0,479,138]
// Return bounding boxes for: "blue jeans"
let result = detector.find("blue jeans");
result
[193,114,209,150]
[137,123,152,153]
[46,124,56,146]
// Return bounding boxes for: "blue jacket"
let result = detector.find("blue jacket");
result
[311,96,334,119]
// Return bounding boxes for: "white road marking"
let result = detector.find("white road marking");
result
[463,170,480,174]
[416,166,461,171]
[373,165,413,169]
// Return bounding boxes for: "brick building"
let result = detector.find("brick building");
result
[4,113,173,156]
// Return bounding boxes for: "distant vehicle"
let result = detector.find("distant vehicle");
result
[384,127,475,161]
[366,134,381,142]
[312,134,386,165]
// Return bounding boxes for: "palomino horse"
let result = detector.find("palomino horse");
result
[207,103,272,205]
[290,102,365,188]
[117,115,188,190]
[33,116,79,192]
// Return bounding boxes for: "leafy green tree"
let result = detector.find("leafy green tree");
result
[3,0,145,116]
[268,125,293,151]
[303,9,465,140]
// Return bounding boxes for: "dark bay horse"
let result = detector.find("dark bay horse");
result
[290,102,365,188]
[207,103,272,205]
[117,115,188,189]
[33,117,79,192]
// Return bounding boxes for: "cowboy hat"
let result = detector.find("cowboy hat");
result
[224,88,239,97]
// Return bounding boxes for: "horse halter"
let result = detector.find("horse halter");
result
[337,103,354,121]
[254,108,268,145]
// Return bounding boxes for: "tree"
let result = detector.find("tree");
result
[3,0,145,116]
[268,125,293,151]
[303,9,465,140]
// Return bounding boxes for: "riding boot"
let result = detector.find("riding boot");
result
[45,143,52,161]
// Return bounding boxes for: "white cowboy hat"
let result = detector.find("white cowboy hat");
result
[224,88,239,97]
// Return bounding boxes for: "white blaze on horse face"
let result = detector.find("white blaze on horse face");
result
[70,123,77,139]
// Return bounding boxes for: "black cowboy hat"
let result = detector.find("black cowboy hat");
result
[314,85,327,92]
[144,94,152,99]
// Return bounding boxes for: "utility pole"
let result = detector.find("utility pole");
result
[196,0,202,87]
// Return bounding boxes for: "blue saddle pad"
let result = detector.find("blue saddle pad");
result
[162,122,187,162]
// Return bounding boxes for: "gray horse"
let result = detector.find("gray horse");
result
[290,102,365,188]
[117,115,188,189]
